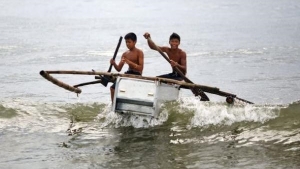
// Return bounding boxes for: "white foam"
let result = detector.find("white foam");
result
[96,104,169,128]
[0,98,71,133]
[178,97,280,128]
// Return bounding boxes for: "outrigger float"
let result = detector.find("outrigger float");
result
[39,36,253,117]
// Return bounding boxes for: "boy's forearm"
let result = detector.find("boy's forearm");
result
[176,64,186,75]
[113,62,121,72]
[147,38,157,50]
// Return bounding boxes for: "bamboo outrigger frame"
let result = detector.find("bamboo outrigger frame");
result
[39,35,253,105]
[39,70,254,104]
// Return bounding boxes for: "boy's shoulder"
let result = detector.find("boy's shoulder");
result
[136,47,143,53]
[179,48,186,54]
[131,47,143,54]
[122,48,143,55]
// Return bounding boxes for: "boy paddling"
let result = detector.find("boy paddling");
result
[110,32,144,102]
[143,32,210,101]
[143,32,187,81]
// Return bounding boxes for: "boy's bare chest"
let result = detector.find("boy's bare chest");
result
[167,51,182,62]
[125,52,138,61]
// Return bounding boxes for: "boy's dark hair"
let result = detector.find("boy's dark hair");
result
[169,32,180,42]
[125,32,137,42]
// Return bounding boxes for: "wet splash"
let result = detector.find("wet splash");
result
[168,98,300,148]
[1,98,300,147]
[177,97,281,128]
[96,103,169,129]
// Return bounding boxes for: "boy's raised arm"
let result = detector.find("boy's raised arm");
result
[144,32,159,50]
[144,32,168,53]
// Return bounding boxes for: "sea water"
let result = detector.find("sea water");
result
[1,0,300,168]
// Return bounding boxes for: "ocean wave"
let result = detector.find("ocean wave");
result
[1,98,299,146]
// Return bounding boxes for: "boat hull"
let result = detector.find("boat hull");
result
[112,77,180,117]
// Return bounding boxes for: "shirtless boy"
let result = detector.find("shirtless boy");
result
[110,32,144,102]
[143,32,186,80]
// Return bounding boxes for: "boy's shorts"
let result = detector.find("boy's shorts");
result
[157,72,183,81]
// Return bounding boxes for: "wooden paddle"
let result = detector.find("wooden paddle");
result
[108,36,123,72]
[96,36,123,87]
[69,36,123,88]
[146,37,210,101]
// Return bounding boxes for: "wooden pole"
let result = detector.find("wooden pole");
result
[40,70,82,94]
[40,70,253,104]
[73,80,103,88]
